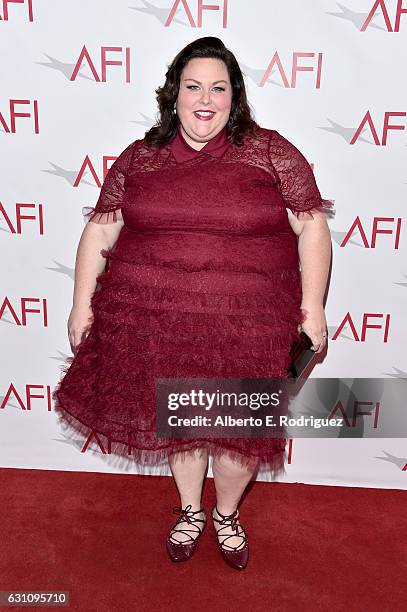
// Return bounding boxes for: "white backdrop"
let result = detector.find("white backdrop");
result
[1,0,406,489]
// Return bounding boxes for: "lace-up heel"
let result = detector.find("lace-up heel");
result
[166,504,207,562]
[211,506,249,570]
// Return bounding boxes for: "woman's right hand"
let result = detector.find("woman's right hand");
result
[67,304,94,355]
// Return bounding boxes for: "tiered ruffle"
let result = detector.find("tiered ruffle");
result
[53,260,302,478]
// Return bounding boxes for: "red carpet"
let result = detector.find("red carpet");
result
[1,468,406,612]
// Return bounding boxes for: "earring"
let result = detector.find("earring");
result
[173,103,177,113]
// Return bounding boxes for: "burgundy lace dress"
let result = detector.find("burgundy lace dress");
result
[52,124,334,477]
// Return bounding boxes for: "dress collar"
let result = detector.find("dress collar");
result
[170,123,231,162]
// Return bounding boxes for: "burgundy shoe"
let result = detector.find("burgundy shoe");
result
[166,504,207,563]
[211,506,249,570]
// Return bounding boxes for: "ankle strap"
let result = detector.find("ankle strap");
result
[214,506,239,521]
[173,504,205,518]
[172,504,206,530]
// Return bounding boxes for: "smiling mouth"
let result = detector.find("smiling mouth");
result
[194,110,216,120]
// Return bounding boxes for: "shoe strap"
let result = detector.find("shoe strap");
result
[213,506,239,530]
[172,504,206,530]
[212,506,247,551]
[169,504,206,545]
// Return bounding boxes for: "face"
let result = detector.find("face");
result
[175,57,232,151]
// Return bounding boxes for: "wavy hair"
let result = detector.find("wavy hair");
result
[143,36,260,148]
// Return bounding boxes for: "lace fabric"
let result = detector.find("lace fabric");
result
[82,140,136,224]
[268,130,335,220]
[82,126,335,225]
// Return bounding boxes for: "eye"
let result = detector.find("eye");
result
[186,85,226,92]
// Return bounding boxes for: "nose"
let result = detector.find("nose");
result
[199,88,212,105]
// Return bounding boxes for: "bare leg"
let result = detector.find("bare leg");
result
[168,448,208,543]
[212,452,259,549]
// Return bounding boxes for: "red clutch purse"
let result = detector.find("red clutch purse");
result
[287,331,317,378]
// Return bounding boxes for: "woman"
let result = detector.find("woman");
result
[53,36,333,571]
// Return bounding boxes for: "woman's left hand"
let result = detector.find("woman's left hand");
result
[298,304,328,354]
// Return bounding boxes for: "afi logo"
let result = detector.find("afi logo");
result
[333,313,391,342]
[71,46,131,82]
[1,384,52,411]
[165,0,228,27]
[330,401,380,428]
[77,430,138,455]
[351,111,406,145]
[74,154,119,188]
[0,0,33,21]
[362,0,407,32]
[0,298,48,326]
[260,52,323,88]
[0,201,44,234]
[341,217,402,249]
[0,99,39,133]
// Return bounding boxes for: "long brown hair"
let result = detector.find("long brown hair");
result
[143,36,260,148]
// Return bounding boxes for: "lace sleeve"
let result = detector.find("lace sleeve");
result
[82,140,135,224]
[268,130,335,220]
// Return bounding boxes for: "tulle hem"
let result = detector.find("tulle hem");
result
[52,387,287,480]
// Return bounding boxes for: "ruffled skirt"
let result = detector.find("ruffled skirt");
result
[52,254,304,478]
